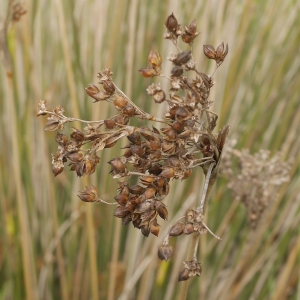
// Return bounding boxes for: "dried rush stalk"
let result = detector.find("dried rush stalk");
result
[37,13,229,282]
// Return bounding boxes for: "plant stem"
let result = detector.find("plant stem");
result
[178,234,199,300]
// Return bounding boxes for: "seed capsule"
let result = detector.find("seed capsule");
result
[165,13,178,32]
[114,194,128,206]
[139,68,157,78]
[114,206,129,218]
[103,80,115,94]
[203,45,216,59]
[184,223,194,235]
[158,244,173,261]
[113,95,128,109]
[169,223,184,236]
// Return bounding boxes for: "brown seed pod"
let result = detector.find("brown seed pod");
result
[171,66,183,77]
[178,268,190,282]
[122,214,132,226]
[122,105,136,116]
[130,144,145,157]
[140,176,155,186]
[153,90,166,103]
[130,185,146,195]
[172,120,185,132]
[150,220,160,236]
[141,225,150,237]
[139,68,157,78]
[157,204,168,220]
[114,206,129,218]
[165,13,178,32]
[104,137,118,148]
[203,44,216,59]
[173,51,192,66]
[114,194,128,206]
[148,50,162,69]
[127,132,141,145]
[184,223,194,235]
[158,244,173,261]
[108,158,126,173]
[161,126,176,141]
[144,187,157,199]
[169,223,184,236]
[113,95,128,110]
[71,128,85,143]
[66,152,83,163]
[175,107,190,121]
[104,119,115,129]
[103,80,115,94]
[45,119,60,131]
[77,185,98,202]
[52,160,64,177]
[55,133,68,146]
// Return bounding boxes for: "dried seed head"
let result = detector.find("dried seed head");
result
[141,225,150,237]
[52,155,64,176]
[184,223,194,235]
[97,68,113,83]
[203,44,216,59]
[122,214,132,226]
[169,223,184,236]
[215,42,229,65]
[139,68,157,78]
[66,152,83,163]
[85,85,110,102]
[153,90,166,103]
[140,176,155,186]
[178,268,190,282]
[173,51,192,66]
[55,133,68,146]
[172,120,185,132]
[36,100,48,116]
[186,19,197,35]
[165,13,178,32]
[113,95,128,110]
[171,66,183,77]
[108,158,127,173]
[45,119,60,131]
[130,144,145,157]
[78,185,98,202]
[175,107,190,121]
[158,244,173,261]
[157,204,168,220]
[181,33,194,44]
[130,185,146,195]
[183,169,192,179]
[114,206,129,218]
[104,119,115,130]
[103,80,115,94]
[186,209,195,223]
[144,187,156,199]
[150,220,160,236]
[71,128,85,143]
[148,50,162,69]
[113,114,130,126]
[161,126,177,141]
[122,105,136,116]
[114,193,128,206]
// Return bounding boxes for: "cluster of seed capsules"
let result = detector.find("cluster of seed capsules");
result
[37,12,229,281]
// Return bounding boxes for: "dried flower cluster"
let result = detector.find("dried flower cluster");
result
[220,141,292,229]
[37,13,230,281]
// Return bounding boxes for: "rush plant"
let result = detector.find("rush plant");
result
[37,13,229,282]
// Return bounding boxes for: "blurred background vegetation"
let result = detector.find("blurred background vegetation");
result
[0,0,299,299]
